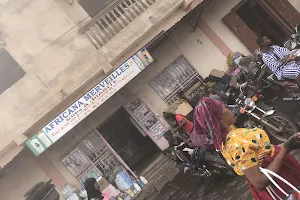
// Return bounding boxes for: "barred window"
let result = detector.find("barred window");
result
[60,130,120,186]
[149,55,202,105]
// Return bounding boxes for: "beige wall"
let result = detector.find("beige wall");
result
[289,0,300,12]
[0,149,47,200]
[0,0,111,150]
[128,22,227,113]
[0,0,189,154]
[201,0,251,55]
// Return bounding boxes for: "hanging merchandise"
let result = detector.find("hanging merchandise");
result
[126,189,135,198]
[133,182,142,193]
[114,170,134,192]
[140,176,148,185]
[137,179,145,188]
[120,193,131,200]
[102,192,110,200]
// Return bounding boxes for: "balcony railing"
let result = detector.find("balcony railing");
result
[79,0,157,49]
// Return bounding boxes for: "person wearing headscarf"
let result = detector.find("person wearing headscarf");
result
[191,97,300,199]
[84,178,103,200]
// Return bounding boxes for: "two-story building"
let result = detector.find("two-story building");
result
[0,0,299,199]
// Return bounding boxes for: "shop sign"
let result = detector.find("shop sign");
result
[26,48,154,156]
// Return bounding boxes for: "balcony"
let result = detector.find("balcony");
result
[79,0,157,49]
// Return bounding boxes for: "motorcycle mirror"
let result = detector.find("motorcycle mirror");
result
[291,42,298,50]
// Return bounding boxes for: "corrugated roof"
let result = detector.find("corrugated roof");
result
[145,0,210,49]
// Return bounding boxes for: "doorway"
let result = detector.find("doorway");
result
[223,0,300,51]
[97,107,161,174]
[236,0,289,45]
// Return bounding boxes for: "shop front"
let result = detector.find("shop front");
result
[24,46,175,199]
[22,0,300,198]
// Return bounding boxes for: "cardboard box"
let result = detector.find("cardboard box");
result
[209,69,225,78]
[175,102,193,116]
[97,177,110,191]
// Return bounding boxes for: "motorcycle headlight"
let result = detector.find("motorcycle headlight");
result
[244,98,255,109]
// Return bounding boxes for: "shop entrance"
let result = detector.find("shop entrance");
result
[97,107,161,174]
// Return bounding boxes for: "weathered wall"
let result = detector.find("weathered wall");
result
[100,0,184,63]
[201,0,251,55]
[0,0,111,150]
[0,149,47,200]
[289,0,300,12]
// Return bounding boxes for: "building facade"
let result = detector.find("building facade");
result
[0,0,299,199]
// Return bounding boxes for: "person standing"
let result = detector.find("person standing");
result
[84,178,103,200]
[191,97,300,199]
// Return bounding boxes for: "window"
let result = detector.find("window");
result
[0,48,25,94]
[149,55,202,105]
[78,0,119,18]
[60,130,120,186]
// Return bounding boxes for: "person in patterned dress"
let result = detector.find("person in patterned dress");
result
[190,97,300,199]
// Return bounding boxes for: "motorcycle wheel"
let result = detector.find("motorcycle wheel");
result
[264,112,300,143]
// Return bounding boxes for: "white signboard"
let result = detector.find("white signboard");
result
[27,49,154,155]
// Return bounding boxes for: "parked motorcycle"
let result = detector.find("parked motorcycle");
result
[226,82,299,143]
[284,23,300,50]
[251,49,300,102]
[183,147,235,181]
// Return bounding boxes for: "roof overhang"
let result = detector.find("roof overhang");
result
[145,0,212,50]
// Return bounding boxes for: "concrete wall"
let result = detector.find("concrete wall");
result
[0,0,111,150]
[289,0,300,12]
[201,0,251,55]
[0,149,47,200]
[100,0,184,63]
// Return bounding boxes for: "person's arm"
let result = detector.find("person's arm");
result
[277,46,291,57]
[243,144,289,191]
[243,133,300,191]
[263,54,283,72]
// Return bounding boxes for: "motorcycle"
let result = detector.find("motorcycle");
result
[183,146,235,181]
[251,49,300,102]
[284,23,300,50]
[226,82,299,143]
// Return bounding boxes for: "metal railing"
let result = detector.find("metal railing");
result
[79,0,157,49]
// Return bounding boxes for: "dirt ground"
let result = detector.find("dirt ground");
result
[156,150,300,200]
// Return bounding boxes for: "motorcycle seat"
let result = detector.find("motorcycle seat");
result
[270,74,296,83]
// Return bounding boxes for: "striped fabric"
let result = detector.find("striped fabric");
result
[262,45,300,79]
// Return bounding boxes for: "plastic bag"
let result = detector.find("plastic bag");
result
[61,184,77,200]
[114,170,134,192]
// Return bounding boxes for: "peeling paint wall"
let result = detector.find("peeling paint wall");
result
[0,0,111,150]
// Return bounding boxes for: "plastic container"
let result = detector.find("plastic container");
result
[126,189,135,198]
[137,179,145,188]
[140,176,148,185]
[120,193,131,200]
[133,183,141,192]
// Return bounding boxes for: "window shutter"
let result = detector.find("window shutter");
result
[222,11,258,52]
[264,0,300,29]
